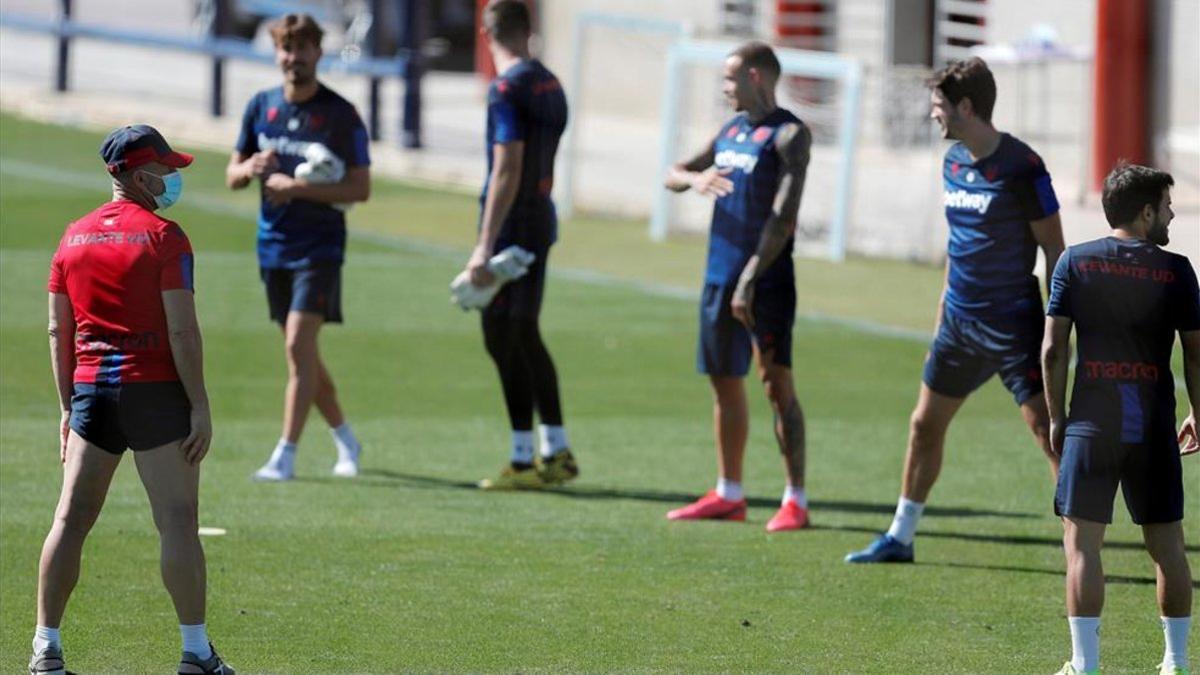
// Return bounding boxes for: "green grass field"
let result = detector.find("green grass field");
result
[0,113,1195,673]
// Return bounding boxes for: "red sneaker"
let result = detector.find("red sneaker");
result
[666,490,747,521]
[766,500,810,532]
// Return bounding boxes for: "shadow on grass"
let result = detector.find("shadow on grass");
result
[340,470,1200,554]
[807,523,1200,554]
[350,468,1035,518]
[920,560,1200,589]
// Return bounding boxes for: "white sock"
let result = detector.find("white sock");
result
[1162,616,1190,669]
[267,440,296,466]
[715,478,743,502]
[782,485,807,508]
[32,625,60,654]
[538,424,569,458]
[180,623,212,659]
[885,497,924,546]
[1068,616,1100,672]
[331,423,360,459]
[510,431,535,466]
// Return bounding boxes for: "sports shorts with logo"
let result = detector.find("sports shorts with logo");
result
[1055,433,1183,524]
[922,307,1042,404]
[260,263,343,324]
[70,381,191,455]
[697,281,795,377]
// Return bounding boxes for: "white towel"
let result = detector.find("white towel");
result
[450,246,536,311]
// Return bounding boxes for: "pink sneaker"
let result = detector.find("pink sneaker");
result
[666,490,747,521]
[766,500,810,532]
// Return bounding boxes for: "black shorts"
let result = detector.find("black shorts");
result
[70,382,191,455]
[697,281,795,377]
[483,250,548,320]
[260,264,343,324]
[1054,434,1184,525]
[922,308,1043,405]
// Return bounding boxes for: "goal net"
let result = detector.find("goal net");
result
[558,16,864,262]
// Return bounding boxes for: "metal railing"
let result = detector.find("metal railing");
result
[0,0,423,147]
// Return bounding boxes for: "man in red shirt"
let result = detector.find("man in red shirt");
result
[31,125,234,675]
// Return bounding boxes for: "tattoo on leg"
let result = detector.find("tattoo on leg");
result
[775,399,806,482]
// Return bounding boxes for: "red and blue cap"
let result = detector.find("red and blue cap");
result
[100,124,194,175]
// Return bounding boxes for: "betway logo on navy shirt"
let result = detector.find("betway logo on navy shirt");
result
[235,85,370,270]
[942,133,1059,319]
[704,109,802,286]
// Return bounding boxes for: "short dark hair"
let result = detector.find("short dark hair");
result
[1101,162,1174,227]
[928,57,996,122]
[483,0,532,44]
[269,13,324,48]
[731,41,781,80]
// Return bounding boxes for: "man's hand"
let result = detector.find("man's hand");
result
[731,278,755,330]
[1049,417,1066,458]
[59,409,70,464]
[264,173,300,206]
[691,167,734,198]
[182,407,212,465]
[466,246,496,287]
[247,150,279,179]
[1180,412,1198,457]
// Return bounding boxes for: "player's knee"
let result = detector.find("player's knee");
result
[762,376,795,409]
[56,495,104,535]
[1062,521,1103,557]
[909,410,940,445]
[284,333,316,366]
[1144,531,1188,566]
[151,500,198,534]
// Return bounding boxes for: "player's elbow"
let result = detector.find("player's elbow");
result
[1040,338,1062,369]
[167,323,201,347]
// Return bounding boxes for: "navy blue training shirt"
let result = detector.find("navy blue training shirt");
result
[943,133,1059,319]
[705,108,804,287]
[236,84,371,269]
[1047,237,1200,442]
[481,59,567,253]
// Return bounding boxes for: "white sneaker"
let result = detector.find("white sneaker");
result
[332,441,361,477]
[252,446,295,481]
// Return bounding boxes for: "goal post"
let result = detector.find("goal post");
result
[651,39,864,262]
[556,12,693,221]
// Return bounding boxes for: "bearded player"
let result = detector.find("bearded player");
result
[663,41,813,532]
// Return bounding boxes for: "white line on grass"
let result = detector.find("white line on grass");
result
[16,152,1196,401]
[4,157,934,345]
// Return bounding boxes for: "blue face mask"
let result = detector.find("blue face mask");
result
[141,170,183,210]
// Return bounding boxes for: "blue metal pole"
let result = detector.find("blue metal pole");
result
[210,0,227,117]
[55,0,71,92]
[399,0,421,148]
[368,0,382,141]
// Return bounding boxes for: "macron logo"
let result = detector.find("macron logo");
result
[714,149,758,174]
[943,189,993,214]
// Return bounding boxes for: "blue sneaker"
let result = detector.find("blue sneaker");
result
[845,533,914,563]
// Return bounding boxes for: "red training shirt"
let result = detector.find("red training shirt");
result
[48,200,194,384]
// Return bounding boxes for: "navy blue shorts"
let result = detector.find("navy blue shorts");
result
[697,282,795,377]
[484,250,548,320]
[260,264,343,324]
[1055,434,1183,525]
[922,309,1042,404]
[70,382,192,455]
